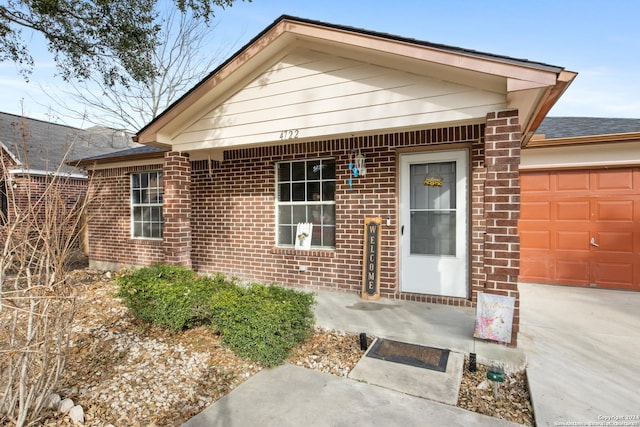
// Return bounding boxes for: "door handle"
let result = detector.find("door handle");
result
[590,237,599,247]
[401,225,404,236]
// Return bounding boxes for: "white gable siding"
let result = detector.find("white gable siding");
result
[171,50,506,150]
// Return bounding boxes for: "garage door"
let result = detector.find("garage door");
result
[519,168,640,290]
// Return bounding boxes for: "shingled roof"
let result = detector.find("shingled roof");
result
[537,117,640,139]
[0,112,140,176]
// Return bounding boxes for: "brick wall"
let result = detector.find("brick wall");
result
[0,168,88,254]
[88,164,165,268]
[483,110,522,345]
[189,125,485,308]
[163,152,192,267]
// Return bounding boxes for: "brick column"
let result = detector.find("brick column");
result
[484,110,521,346]
[163,151,192,267]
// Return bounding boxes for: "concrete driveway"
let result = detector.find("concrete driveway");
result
[518,282,640,426]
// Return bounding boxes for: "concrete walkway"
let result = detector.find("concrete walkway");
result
[182,364,521,427]
[184,284,640,426]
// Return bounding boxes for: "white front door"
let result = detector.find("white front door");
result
[399,150,468,297]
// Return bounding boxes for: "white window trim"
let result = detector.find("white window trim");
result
[275,158,336,249]
[130,171,164,240]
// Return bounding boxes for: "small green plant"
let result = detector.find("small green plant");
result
[115,264,233,331]
[211,284,316,367]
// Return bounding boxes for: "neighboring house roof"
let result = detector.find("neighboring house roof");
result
[537,117,640,139]
[0,112,140,177]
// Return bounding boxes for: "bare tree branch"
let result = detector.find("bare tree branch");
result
[44,6,241,132]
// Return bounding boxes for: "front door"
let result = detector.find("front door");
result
[399,150,468,297]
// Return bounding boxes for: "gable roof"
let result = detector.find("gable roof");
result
[137,15,564,138]
[0,112,140,176]
[134,15,576,155]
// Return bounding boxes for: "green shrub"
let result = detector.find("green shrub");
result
[211,284,316,367]
[115,264,233,331]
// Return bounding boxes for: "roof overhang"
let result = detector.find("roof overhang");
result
[135,15,576,152]
[527,131,640,148]
[72,149,167,169]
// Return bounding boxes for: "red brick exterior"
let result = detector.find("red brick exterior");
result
[88,164,165,267]
[87,114,522,345]
[2,150,86,227]
[483,110,522,345]
[0,171,88,251]
[163,152,192,267]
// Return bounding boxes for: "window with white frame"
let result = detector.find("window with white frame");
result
[131,171,163,239]
[277,158,336,248]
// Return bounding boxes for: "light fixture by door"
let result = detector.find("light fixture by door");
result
[354,150,366,177]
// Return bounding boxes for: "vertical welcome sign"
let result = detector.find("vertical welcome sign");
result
[362,217,382,300]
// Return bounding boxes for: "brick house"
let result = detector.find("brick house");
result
[0,112,137,248]
[77,16,576,345]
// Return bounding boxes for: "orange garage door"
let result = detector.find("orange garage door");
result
[519,168,640,290]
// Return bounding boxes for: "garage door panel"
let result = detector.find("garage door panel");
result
[555,258,589,283]
[519,256,552,282]
[521,172,550,192]
[556,201,590,221]
[594,200,634,221]
[592,262,635,289]
[596,231,634,253]
[555,171,590,192]
[520,230,550,249]
[520,201,550,220]
[592,169,634,192]
[556,231,588,251]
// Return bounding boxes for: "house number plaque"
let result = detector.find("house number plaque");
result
[361,217,382,300]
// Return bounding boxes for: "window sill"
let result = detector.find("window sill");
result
[128,237,163,244]
[270,247,335,258]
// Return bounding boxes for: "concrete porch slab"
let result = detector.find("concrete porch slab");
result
[349,338,464,405]
[313,289,526,372]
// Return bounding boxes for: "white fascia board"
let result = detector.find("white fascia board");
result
[8,167,87,179]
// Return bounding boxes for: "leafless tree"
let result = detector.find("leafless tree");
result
[0,117,90,426]
[49,7,238,132]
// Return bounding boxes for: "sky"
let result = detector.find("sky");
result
[0,0,638,129]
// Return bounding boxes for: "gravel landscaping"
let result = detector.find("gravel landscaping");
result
[31,269,533,426]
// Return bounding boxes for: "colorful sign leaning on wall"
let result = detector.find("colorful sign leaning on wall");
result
[473,292,516,343]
